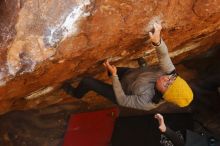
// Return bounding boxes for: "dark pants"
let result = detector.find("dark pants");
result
[74,67,130,103]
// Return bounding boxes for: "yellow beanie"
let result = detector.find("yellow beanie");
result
[163,76,193,107]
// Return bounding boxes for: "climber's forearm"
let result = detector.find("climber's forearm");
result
[154,39,175,74]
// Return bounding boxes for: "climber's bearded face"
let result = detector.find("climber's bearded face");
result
[156,75,176,93]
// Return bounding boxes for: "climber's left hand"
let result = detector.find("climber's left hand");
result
[103,60,117,76]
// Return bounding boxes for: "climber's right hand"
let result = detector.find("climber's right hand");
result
[149,22,162,46]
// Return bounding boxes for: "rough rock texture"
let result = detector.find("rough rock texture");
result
[0,0,220,114]
[0,47,220,146]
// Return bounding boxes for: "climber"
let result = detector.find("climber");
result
[62,22,193,111]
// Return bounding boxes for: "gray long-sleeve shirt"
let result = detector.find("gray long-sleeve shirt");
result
[112,39,175,110]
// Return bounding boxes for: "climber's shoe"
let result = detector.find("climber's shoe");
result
[61,82,75,97]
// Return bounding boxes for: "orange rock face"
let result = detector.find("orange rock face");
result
[0,0,219,114]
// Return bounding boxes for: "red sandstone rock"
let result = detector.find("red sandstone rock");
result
[0,0,219,114]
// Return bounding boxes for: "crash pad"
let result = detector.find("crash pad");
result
[63,107,119,146]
